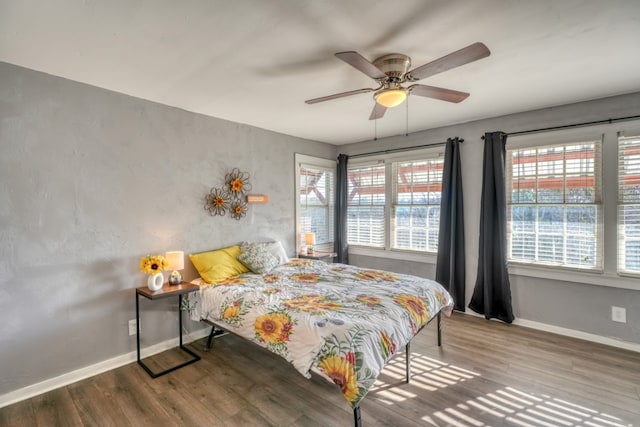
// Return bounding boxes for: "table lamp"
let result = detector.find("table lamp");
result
[165,251,184,285]
[305,232,316,255]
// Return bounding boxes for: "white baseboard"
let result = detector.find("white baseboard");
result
[512,318,640,352]
[0,327,211,409]
[461,310,640,353]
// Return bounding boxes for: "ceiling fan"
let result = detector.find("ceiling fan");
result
[304,42,490,120]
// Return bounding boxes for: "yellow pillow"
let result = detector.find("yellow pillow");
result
[189,245,249,284]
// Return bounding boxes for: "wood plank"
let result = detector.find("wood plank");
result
[31,387,83,427]
[0,399,35,427]
[95,365,177,426]
[66,377,129,426]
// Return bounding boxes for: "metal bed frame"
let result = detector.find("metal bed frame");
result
[202,310,443,427]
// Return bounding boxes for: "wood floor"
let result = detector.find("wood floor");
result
[2,313,639,427]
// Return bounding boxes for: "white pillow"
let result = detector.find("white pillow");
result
[263,241,290,265]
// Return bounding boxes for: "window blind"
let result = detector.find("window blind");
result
[617,134,640,274]
[391,157,444,252]
[347,163,385,247]
[299,163,335,251]
[506,139,603,270]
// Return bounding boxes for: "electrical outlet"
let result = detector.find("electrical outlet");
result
[611,306,627,323]
[128,319,137,336]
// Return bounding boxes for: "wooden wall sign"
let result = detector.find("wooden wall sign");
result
[246,194,268,204]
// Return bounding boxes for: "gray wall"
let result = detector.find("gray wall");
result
[0,62,335,396]
[339,92,640,345]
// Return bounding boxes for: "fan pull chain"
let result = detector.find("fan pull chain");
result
[374,117,377,141]
[405,97,409,136]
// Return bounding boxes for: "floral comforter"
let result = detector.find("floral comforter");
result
[189,259,453,408]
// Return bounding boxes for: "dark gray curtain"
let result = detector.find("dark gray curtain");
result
[334,154,349,264]
[469,132,514,323]
[435,137,465,311]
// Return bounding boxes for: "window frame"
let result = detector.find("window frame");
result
[391,157,444,252]
[617,132,640,277]
[505,138,603,271]
[346,146,444,261]
[295,153,336,255]
[346,161,386,248]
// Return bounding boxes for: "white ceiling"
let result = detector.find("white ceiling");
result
[2,0,640,145]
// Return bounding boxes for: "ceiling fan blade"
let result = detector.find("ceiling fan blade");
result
[407,42,490,81]
[369,103,387,120]
[335,51,387,80]
[305,88,376,104]
[409,85,469,103]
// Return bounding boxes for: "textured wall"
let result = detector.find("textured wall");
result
[340,92,640,345]
[0,62,335,395]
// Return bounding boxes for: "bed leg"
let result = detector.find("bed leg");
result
[204,326,216,352]
[437,312,442,347]
[204,326,227,351]
[353,406,361,427]
[405,341,411,383]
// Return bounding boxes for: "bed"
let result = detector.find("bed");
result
[186,243,454,426]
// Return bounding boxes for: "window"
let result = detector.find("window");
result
[346,147,444,255]
[392,158,443,251]
[506,140,603,270]
[347,162,385,247]
[295,154,335,253]
[617,134,640,275]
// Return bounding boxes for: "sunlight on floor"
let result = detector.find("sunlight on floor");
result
[368,352,632,426]
[426,387,632,427]
[370,352,480,403]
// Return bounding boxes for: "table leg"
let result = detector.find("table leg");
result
[136,292,201,378]
[136,293,141,363]
[179,294,183,347]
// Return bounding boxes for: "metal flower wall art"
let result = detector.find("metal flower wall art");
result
[205,168,252,220]
[225,168,252,199]
[230,200,248,220]
[205,187,230,216]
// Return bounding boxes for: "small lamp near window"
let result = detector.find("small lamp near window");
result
[305,233,316,255]
[165,251,184,285]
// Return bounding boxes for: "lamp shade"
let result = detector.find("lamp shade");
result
[165,251,184,271]
[375,89,407,108]
[305,232,316,246]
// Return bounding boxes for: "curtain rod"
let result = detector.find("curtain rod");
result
[345,137,464,159]
[481,114,640,139]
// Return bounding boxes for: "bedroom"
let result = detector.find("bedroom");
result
[1,1,639,425]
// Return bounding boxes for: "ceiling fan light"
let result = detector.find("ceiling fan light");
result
[375,89,407,108]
